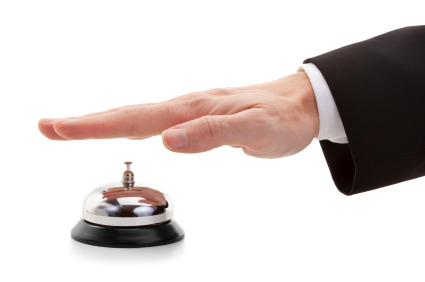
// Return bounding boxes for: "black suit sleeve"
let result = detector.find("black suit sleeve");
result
[304,26,425,195]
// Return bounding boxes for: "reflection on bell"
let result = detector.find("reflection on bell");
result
[71,162,185,248]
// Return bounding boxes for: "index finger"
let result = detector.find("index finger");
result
[48,102,195,140]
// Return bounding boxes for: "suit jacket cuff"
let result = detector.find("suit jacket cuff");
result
[298,63,347,144]
[303,26,425,195]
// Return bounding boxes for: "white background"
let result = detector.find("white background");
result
[1,1,424,281]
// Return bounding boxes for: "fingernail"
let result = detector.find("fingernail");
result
[162,129,187,149]
[39,118,56,124]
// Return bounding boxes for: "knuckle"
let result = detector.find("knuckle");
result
[154,103,170,116]
[121,103,170,117]
[201,116,224,140]
[178,91,210,102]
[119,105,141,138]
[205,88,229,96]
[178,92,202,101]
[185,92,212,114]
[192,91,210,102]
[121,105,140,117]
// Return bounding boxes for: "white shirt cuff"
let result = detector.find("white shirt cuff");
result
[297,63,348,144]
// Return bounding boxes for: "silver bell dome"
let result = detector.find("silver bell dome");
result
[82,162,173,227]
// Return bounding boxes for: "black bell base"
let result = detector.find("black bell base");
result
[71,219,184,248]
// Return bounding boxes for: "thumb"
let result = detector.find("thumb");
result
[162,111,256,153]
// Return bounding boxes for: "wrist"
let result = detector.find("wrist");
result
[293,71,320,139]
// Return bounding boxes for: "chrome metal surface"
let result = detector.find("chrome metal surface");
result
[122,162,135,189]
[82,176,174,227]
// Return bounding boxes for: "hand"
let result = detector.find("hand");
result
[102,187,167,207]
[38,72,318,158]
